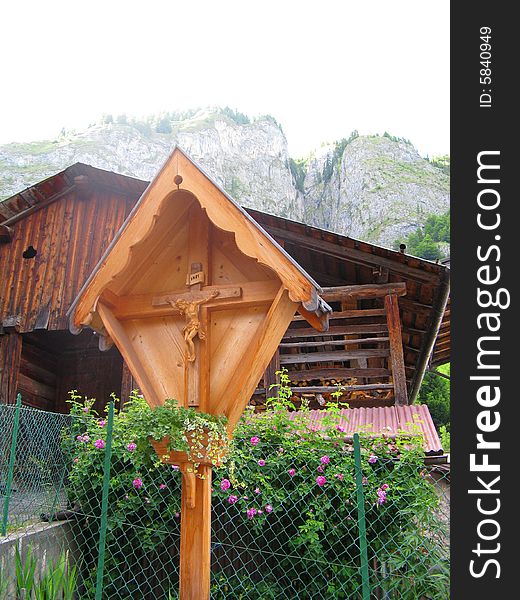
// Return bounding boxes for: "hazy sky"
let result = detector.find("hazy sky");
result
[0,1,449,158]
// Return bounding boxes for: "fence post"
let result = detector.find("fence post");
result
[1,393,22,537]
[95,400,115,600]
[353,433,370,600]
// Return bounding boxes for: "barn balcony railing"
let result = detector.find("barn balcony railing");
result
[255,283,409,408]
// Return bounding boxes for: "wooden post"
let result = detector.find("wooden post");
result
[120,361,136,406]
[179,465,212,600]
[384,294,408,405]
[67,148,331,600]
[264,349,280,401]
[0,333,22,405]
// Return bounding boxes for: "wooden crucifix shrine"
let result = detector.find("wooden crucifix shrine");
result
[68,147,331,600]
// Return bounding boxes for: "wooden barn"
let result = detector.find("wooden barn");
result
[0,152,450,416]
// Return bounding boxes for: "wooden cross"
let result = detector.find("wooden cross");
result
[149,263,243,407]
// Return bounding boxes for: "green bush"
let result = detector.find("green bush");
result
[394,211,450,260]
[63,381,449,599]
[418,365,450,431]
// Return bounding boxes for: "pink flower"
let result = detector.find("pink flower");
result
[228,494,239,504]
[320,455,330,465]
[175,512,180,518]
[82,407,89,413]
[246,508,257,519]
[368,454,378,464]
[98,420,107,428]
[258,459,266,467]
[334,473,344,481]
[250,436,260,446]
[316,476,326,487]
[73,458,79,464]
[126,442,137,452]
[336,425,346,432]
[172,465,179,470]
[220,479,231,491]
[94,439,105,449]
[133,478,143,490]
[83,435,90,442]
[377,486,388,505]
[362,476,368,485]
[159,484,167,490]
[317,465,324,473]
[265,504,273,513]
[254,487,261,494]
[288,468,296,477]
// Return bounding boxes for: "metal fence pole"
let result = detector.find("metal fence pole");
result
[1,393,22,537]
[353,433,370,600]
[95,400,115,600]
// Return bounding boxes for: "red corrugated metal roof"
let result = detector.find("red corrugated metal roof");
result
[286,404,443,455]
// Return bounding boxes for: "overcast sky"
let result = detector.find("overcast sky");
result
[0,1,449,158]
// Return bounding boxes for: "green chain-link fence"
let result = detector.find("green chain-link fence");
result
[1,398,450,599]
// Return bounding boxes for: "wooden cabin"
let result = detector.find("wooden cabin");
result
[0,160,450,414]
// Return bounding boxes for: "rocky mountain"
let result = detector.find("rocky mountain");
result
[0,108,449,249]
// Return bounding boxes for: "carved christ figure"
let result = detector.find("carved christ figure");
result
[168,291,219,362]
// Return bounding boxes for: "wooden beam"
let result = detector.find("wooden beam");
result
[397,297,434,316]
[106,280,280,320]
[120,362,137,405]
[432,352,451,365]
[287,367,391,381]
[385,294,408,405]
[280,337,389,348]
[290,384,394,393]
[435,331,451,341]
[264,225,440,283]
[264,350,280,401]
[321,283,406,302]
[280,348,390,364]
[0,185,75,228]
[215,287,298,430]
[292,308,386,321]
[179,464,212,600]
[283,324,388,339]
[97,302,160,407]
[403,326,427,335]
[434,339,451,351]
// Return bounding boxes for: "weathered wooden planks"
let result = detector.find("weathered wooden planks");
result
[385,294,408,405]
[280,348,390,364]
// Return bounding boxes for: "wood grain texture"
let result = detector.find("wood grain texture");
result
[321,283,406,301]
[214,287,298,430]
[70,150,324,331]
[179,465,212,600]
[96,302,160,407]
[279,348,390,364]
[385,294,408,405]
[0,333,22,404]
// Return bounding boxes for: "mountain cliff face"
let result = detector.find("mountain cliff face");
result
[0,109,449,248]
